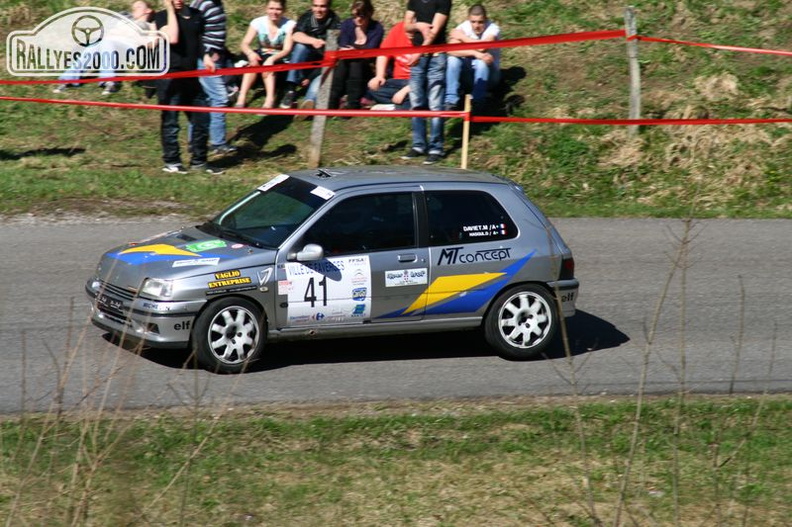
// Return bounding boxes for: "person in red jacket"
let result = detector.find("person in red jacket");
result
[364,21,416,110]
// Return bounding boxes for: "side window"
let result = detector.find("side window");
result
[303,193,416,255]
[426,190,518,246]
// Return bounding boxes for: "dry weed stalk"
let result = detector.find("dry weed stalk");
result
[137,345,257,522]
[710,325,778,527]
[612,218,696,527]
[543,224,602,526]
[671,218,696,526]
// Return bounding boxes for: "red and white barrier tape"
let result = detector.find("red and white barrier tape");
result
[2,95,789,125]
[1,27,789,126]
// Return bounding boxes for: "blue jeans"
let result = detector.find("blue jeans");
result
[192,58,229,147]
[287,43,323,101]
[367,78,410,108]
[59,42,116,83]
[409,53,446,155]
[445,55,500,106]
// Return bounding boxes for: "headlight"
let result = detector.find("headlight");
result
[139,278,174,299]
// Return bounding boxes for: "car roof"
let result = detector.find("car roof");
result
[284,165,512,192]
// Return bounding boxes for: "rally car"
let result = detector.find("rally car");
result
[86,166,579,373]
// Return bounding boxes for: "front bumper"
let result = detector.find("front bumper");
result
[85,279,204,348]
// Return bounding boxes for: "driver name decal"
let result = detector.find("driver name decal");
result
[462,223,508,237]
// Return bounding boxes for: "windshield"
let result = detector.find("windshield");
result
[200,176,330,248]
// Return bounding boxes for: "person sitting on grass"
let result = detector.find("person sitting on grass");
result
[364,20,415,110]
[327,0,383,110]
[53,0,155,96]
[279,0,341,110]
[444,3,501,113]
[236,0,296,109]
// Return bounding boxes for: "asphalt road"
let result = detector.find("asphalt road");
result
[0,216,789,414]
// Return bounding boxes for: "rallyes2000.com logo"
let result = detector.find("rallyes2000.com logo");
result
[6,7,168,77]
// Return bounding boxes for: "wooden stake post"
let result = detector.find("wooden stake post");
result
[624,6,641,136]
[460,94,472,169]
[308,30,339,168]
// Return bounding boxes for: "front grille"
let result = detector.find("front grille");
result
[99,281,136,301]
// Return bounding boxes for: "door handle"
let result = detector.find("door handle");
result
[397,253,417,263]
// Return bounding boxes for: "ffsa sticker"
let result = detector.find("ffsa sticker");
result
[284,256,371,325]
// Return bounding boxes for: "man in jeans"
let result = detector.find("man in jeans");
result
[190,0,236,155]
[401,0,451,165]
[444,4,500,113]
[155,0,222,174]
[279,0,341,110]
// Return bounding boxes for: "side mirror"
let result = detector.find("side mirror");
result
[291,243,324,262]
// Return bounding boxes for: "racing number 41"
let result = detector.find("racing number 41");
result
[304,276,328,307]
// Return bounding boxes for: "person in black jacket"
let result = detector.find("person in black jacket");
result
[279,0,340,109]
[155,0,222,174]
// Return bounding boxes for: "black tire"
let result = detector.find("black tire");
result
[484,284,558,360]
[191,297,266,373]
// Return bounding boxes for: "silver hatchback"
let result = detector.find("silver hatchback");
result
[86,166,579,373]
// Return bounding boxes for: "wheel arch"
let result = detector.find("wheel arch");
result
[481,280,556,325]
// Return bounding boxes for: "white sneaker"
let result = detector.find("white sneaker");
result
[370,103,396,111]
[101,81,120,95]
[162,163,188,174]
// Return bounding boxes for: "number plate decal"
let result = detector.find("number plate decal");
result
[97,293,123,314]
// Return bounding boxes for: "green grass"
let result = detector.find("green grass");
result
[2,397,790,525]
[1,0,791,219]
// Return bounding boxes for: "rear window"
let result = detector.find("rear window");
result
[425,190,517,246]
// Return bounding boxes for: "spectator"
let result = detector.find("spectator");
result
[365,21,416,110]
[52,0,155,96]
[444,3,500,112]
[189,0,236,155]
[279,0,341,110]
[327,0,383,110]
[154,0,222,174]
[401,0,451,165]
[236,0,296,108]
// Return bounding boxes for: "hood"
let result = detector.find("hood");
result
[97,225,276,291]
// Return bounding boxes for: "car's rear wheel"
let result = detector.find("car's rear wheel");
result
[484,284,558,360]
[192,297,265,373]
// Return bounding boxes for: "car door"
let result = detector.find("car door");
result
[274,190,429,328]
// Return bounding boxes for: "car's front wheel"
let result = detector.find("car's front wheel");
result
[192,297,265,373]
[484,284,558,360]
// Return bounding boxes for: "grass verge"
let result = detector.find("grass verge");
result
[1,396,790,525]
